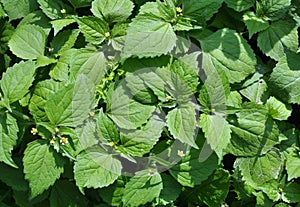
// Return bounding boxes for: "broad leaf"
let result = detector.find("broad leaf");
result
[8,25,46,59]
[76,16,109,45]
[91,0,134,23]
[45,75,95,127]
[169,147,218,187]
[257,0,291,21]
[269,52,300,104]
[182,0,223,25]
[98,177,125,207]
[0,163,28,191]
[257,20,298,61]
[235,149,283,188]
[37,0,73,20]
[286,149,300,181]
[122,169,163,207]
[98,109,119,143]
[23,140,65,198]
[50,29,79,55]
[167,103,198,149]
[201,28,256,83]
[74,146,122,189]
[123,15,177,58]
[50,180,88,207]
[0,60,35,103]
[1,0,38,20]
[29,79,64,122]
[0,113,19,168]
[50,19,76,36]
[200,114,231,158]
[158,174,181,205]
[282,183,300,203]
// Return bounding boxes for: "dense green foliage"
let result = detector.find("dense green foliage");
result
[0,0,299,206]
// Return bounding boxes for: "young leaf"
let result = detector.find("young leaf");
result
[50,19,76,36]
[8,25,46,59]
[201,28,256,83]
[257,20,298,61]
[45,74,95,127]
[74,146,122,189]
[0,113,19,168]
[91,0,134,23]
[50,180,88,207]
[50,29,80,55]
[122,169,163,206]
[243,11,269,38]
[98,109,119,143]
[285,149,300,181]
[167,103,198,149]
[266,96,292,120]
[0,60,35,103]
[23,140,66,198]
[269,52,300,104]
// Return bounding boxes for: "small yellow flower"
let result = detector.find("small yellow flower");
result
[148,169,156,176]
[177,150,185,157]
[105,32,110,37]
[108,141,115,147]
[194,121,198,127]
[60,137,68,145]
[48,48,54,53]
[89,111,95,117]
[176,7,182,13]
[50,139,55,145]
[166,96,173,101]
[60,9,66,14]
[31,128,38,135]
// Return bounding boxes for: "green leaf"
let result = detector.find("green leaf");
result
[50,29,79,55]
[8,25,46,59]
[201,28,256,83]
[73,118,99,155]
[120,111,164,156]
[266,96,292,120]
[257,0,291,21]
[109,81,156,129]
[49,61,69,81]
[0,162,28,191]
[67,0,92,8]
[235,149,283,188]
[0,19,14,54]
[286,149,300,180]
[1,0,38,20]
[23,140,65,198]
[122,169,163,207]
[167,103,198,149]
[182,169,230,207]
[91,0,134,23]
[257,20,298,61]
[182,0,223,25]
[240,78,267,103]
[200,114,231,158]
[243,11,269,38]
[255,191,275,207]
[50,19,76,36]
[37,0,73,20]
[158,174,181,205]
[29,79,64,122]
[98,177,125,207]
[76,16,109,45]
[123,15,177,58]
[50,180,88,207]
[98,109,119,143]
[0,60,35,103]
[74,146,122,189]
[269,52,300,104]
[227,103,280,156]
[169,147,218,187]
[282,183,300,203]
[18,11,52,35]
[45,75,95,127]
[0,113,18,168]
[225,0,255,12]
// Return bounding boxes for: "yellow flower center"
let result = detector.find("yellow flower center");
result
[105,32,110,37]
[176,7,182,13]
[109,141,115,147]
[177,150,185,157]
[31,128,38,135]
[60,9,66,14]
[60,137,68,145]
